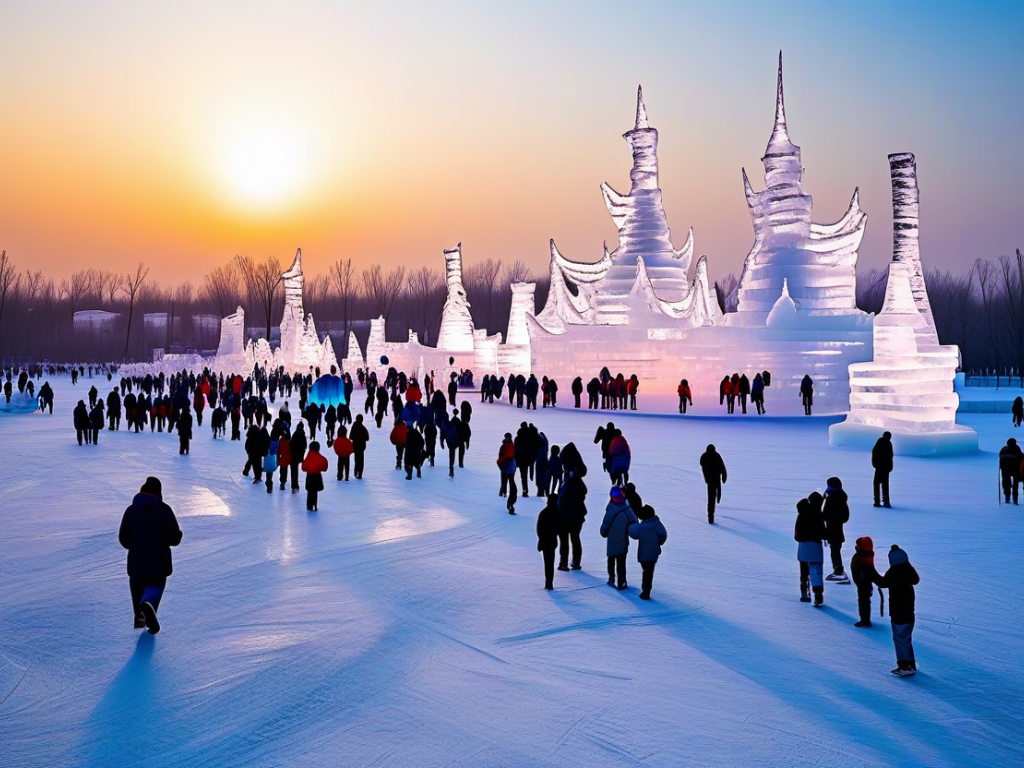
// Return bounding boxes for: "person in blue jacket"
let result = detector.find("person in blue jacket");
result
[601,487,639,590]
[628,504,667,600]
[118,477,182,634]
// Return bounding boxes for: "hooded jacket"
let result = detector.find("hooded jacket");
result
[628,515,667,563]
[879,548,919,624]
[118,492,182,580]
[600,499,639,557]
[822,481,850,543]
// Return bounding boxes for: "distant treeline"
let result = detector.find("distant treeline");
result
[1,249,1021,379]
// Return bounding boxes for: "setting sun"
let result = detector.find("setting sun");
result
[222,126,308,212]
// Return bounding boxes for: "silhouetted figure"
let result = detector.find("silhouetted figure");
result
[822,477,850,582]
[699,444,727,524]
[536,495,561,589]
[850,536,883,627]
[998,438,1023,504]
[1013,396,1024,428]
[879,545,920,676]
[794,496,826,607]
[118,476,182,634]
[871,431,894,508]
[628,504,667,600]
[800,375,814,415]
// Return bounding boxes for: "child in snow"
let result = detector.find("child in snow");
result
[302,441,328,511]
[879,545,920,676]
[850,536,883,627]
[794,496,826,607]
[333,425,353,481]
[628,504,667,600]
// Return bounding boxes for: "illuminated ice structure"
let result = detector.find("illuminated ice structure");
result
[214,249,338,374]
[830,155,977,456]
[525,53,874,413]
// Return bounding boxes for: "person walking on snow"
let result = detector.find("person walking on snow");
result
[118,476,182,635]
[794,496,826,607]
[879,545,920,676]
[536,494,561,589]
[850,536,883,627]
[823,477,850,583]
[677,379,692,414]
[1012,395,1023,428]
[998,438,1022,504]
[699,444,727,524]
[497,433,518,514]
[301,441,328,511]
[600,486,639,590]
[628,504,667,600]
[872,431,894,508]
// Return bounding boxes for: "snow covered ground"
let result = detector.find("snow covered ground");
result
[1,376,1022,767]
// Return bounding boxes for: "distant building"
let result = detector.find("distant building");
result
[73,310,120,335]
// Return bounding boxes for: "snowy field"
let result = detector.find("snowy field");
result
[1,376,1022,768]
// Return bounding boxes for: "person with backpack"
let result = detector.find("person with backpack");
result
[677,379,692,414]
[607,431,631,487]
[822,477,851,583]
[794,496,826,607]
[878,545,920,676]
[301,441,328,511]
[628,504,667,600]
[871,432,894,508]
[850,536,883,628]
[536,494,561,589]
[118,476,182,634]
[699,444,727,524]
[600,486,639,590]
[497,433,518,514]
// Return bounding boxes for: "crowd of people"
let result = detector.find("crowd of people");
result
[17,357,1024,676]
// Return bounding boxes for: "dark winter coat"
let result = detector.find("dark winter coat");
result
[872,436,894,473]
[821,486,849,543]
[879,562,919,624]
[600,500,639,557]
[118,492,183,580]
[558,475,588,528]
[628,515,668,563]
[699,449,727,485]
[536,500,561,551]
[794,506,826,563]
[851,545,882,593]
[998,443,1023,474]
[350,421,370,451]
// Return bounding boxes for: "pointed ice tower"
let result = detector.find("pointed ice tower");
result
[734,52,866,324]
[278,248,305,366]
[591,86,695,324]
[436,243,476,353]
[830,153,976,456]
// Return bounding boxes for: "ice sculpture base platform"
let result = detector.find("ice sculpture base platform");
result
[0,393,39,414]
[828,421,978,457]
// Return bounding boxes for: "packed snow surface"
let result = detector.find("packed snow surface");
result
[1,377,1022,767]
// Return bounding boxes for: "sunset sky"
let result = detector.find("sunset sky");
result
[0,1,1021,286]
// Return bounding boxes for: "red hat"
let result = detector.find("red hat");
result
[855,536,873,552]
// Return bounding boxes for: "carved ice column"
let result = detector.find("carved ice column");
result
[506,282,536,347]
[889,153,937,342]
[278,249,305,366]
[436,243,476,353]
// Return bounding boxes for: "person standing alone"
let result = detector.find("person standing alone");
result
[699,444,727,524]
[118,477,182,634]
[871,432,894,508]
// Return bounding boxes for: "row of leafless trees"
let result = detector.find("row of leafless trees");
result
[2,246,1020,372]
[0,250,549,364]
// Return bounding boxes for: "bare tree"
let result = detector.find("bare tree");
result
[999,249,1024,385]
[306,273,331,319]
[362,264,406,322]
[406,266,443,344]
[330,257,358,339]
[235,254,284,340]
[974,258,1003,378]
[203,262,242,318]
[464,257,503,334]
[120,262,149,359]
[0,251,21,352]
[168,281,195,349]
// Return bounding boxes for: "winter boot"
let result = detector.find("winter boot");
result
[140,601,160,635]
[800,580,811,603]
[854,620,872,628]
[812,586,824,607]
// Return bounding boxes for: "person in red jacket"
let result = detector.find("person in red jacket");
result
[497,432,518,514]
[678,379,692,414]
[334,425,354,481]
[719,376,730,413]
[277,431,292,491]
[192,389,205,427]
[390,418,408,470]
[627,375,639,411]
[301,441,328,511]
[405,379,422,404]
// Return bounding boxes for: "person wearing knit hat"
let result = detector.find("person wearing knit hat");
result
[879,545,920,676]
[850,536,883,627]
[600,486,639,590]
[628,505,668,600]
[118,477,182,634]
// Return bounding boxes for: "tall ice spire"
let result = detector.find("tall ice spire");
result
[634,85,649,130]
[772,50,788,143]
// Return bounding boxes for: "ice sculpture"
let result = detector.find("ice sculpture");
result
[733,52,866,324]
[210,248,337,375]
[0,392,38,414]
[830,154,977,456]
[436,243,476,353]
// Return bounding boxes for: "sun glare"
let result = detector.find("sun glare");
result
[223,127,307,211]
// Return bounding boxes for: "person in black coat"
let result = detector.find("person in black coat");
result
[871,432,894,507]
[177,410,193,455]
[350,415,370,478]
[878,545,920,675]
[242,424,263,482]
[822,476,850,581]
[699,445,727,524]
[571,376,583,408]
[998,438,1023,504]
[586,377,600,409]
[289,422,307,491]
[557,471,588,571]
[514,425,533,497]
[536,495,561,590]
[73,400,90,445]
[447,376,458,408]
[118,476,182,634]
[405,427,424,479]
[850,536,883,627]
